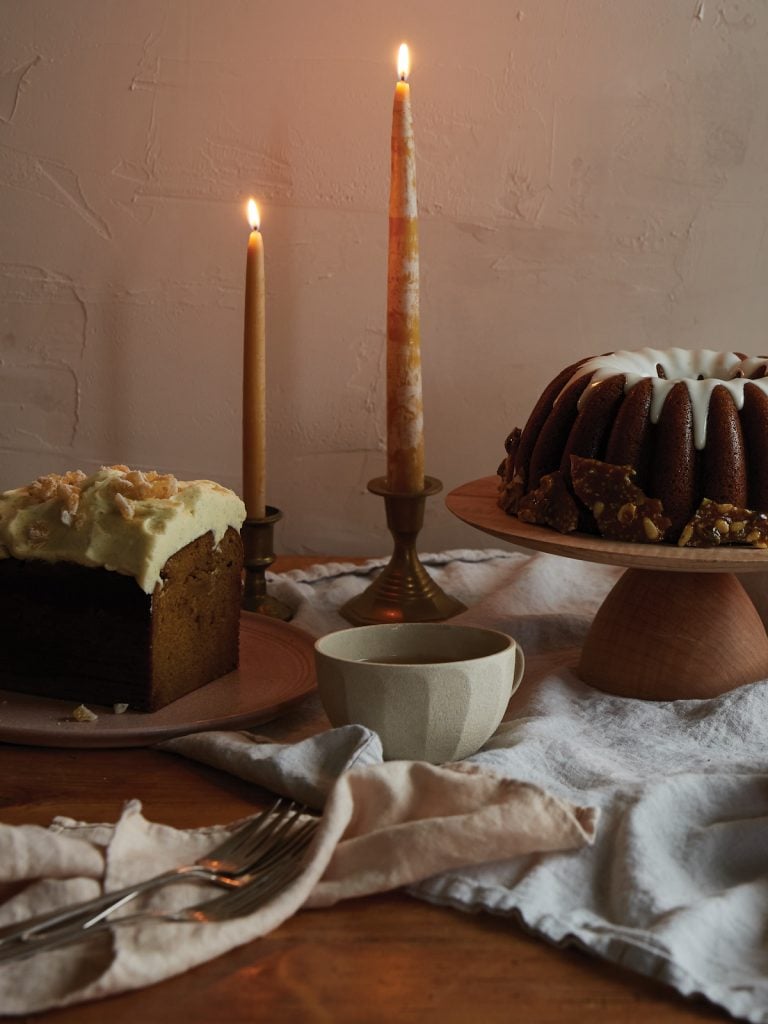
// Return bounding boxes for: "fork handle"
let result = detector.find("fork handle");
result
[0,866,213,948]
[0,910,132,963]
[0,852,312,964]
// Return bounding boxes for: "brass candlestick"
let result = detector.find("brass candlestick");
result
[241,506,293,620]
[340,476,466,626]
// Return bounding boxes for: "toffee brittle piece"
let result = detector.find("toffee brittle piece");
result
[570,455,671,543]
[497,427,525,514]
[517,469,579,534]
[678,499,768,548]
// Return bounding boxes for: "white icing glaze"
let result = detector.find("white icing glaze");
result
[564,348,768,450]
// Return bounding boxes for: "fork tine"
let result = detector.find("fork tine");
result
[212,867,300,921]
[222,798,307,872]
[217,851,312,919]
[186,819,319,922]
[205,797,288,867]
[218,825,318,914]
[191,836,317,922]
[244,819,318,874]
[233,804,309,867]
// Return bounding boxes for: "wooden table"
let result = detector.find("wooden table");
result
[0,557,725,1024]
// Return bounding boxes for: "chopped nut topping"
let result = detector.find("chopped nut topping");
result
[497,427,525,515]
[643,517,660,541]
[113,492,135,520]
[21,465,181,527]
[680,499,768,548]
[617,502,637,525]
[109,468,178,504]
[517,470,580,534]
[29,476,57,502]
[570,456,671,544]
[57,481,80,514]
[29,470,86,506]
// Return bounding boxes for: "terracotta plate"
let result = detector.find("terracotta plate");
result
[0,613,316,749]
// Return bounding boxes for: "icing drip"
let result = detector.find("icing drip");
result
[565,348,768,450]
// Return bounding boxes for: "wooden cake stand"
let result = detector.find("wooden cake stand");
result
[446,476,768,701]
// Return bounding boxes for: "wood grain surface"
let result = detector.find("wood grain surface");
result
[0,555,728,1023]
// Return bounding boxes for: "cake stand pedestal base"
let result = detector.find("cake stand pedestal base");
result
[578,569,768,700]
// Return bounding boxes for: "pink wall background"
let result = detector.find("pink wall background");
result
[2,1,768,554]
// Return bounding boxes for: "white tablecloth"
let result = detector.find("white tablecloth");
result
[236,548,768,1024]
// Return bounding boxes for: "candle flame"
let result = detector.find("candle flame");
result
[397,43,410,81]
[247,198,260,231]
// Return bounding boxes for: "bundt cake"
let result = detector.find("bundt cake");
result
[498,348,768,546]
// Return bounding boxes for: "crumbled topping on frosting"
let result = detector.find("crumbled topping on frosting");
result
[22,466,179,525]
[111,468,179,502]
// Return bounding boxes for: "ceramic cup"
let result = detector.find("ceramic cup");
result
[314,623,525,763]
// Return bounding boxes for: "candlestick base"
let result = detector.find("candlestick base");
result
[339,476,466,626]
[241,507,294,621]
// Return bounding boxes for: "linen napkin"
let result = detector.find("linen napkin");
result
[0,735,596,1015]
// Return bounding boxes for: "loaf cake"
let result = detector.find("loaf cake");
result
[0,466,246,711]
[498,348,768,546]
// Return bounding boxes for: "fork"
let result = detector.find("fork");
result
[0,798,312,948]
[0,815,319,963]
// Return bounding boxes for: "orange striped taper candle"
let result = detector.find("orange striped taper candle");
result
[386,42,425,494]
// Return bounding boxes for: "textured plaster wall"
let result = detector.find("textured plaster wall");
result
[2,1,768,554]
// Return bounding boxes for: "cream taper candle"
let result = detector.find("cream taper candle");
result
[386,42,425,494]
[243,198,266,520]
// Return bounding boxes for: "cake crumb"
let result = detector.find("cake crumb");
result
[113,702,129,715]
[72,704,98,722]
